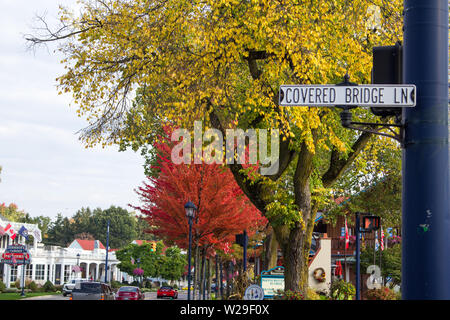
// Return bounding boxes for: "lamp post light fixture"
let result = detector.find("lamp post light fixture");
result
[76,253,80,266]
[185,200,197,301]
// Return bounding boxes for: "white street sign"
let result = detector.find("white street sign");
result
[279,84,416,107]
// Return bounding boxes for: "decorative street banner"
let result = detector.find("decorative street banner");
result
[279,84,416,107]
[260,266,285,299]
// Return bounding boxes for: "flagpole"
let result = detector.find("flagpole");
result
[373,230,376,267]
[344,217,347,282]
[104,219,110,283]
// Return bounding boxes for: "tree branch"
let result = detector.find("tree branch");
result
[321,131,373,188]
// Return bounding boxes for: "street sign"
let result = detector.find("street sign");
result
[279,84,416,107]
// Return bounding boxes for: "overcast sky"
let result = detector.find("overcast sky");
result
[0,0,147,220]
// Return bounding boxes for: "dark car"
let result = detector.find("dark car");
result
[157,286,178,299]
[71,282,115,300]
[115,286,145,300]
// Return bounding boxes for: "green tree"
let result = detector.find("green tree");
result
[90,206,139,249]
[360,243,401,286]
[116,241,167,279]
[159,246,187,284]
[45,213,75,247]
[45,206,139,248]
[0,203,28,222]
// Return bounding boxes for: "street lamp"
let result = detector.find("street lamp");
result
[185,200,197,301]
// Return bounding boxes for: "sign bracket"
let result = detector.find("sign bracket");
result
[335,74,405,146]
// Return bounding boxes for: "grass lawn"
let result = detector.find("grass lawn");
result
[0,291,61,300]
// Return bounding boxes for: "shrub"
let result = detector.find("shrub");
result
[274,289,305,300]
[307,288,321,300]
[110,280,123,290]
[364,286,399,300]
[43,281,56,292]
[330,280,355,300]
[28,281,38,292]
[0,281,6,293]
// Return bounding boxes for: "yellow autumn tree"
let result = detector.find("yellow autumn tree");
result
[27,0,403,293]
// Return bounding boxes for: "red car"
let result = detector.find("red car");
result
[115,286,145,300]
[157,286,178,299]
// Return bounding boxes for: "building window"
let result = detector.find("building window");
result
[25,264,33,280]
[10,265,18,283]
[64,265,71,282]
[35,264,45,280]
[47,264,50,281]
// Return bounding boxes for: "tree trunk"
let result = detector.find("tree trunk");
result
[263,228,279,271]
[207,258,211,299]
[275,216,316,294]
[194,244,200,300]
[200,248,206,300]
[220,259,224,299]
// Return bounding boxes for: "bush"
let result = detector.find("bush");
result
[364,286,399,300]
[110,280,123,290]
[330,280,355,300]
[0,281,6,293]
[28,281,38,292]
[43,281,56,292]
[306,288,321,300]
[274,289,305,300]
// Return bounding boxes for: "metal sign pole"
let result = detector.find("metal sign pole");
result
[402,0,450,299]
[21,257,25,297]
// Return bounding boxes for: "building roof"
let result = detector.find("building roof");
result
[71,239,106,250]
[132,240,151,245]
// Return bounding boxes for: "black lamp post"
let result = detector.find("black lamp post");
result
[185,200,197,301]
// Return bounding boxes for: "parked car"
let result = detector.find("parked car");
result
[62,279,86,296]
[157,286,178,299]
[115,286,145,300]
[71,281,115,300]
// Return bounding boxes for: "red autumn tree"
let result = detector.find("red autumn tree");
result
[132,127,267,253]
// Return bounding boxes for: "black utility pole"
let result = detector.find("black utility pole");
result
[402,0,450,299]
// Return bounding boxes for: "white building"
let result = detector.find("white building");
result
[0,215,132,288]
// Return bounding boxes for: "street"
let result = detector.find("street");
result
[21,290,188,301]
